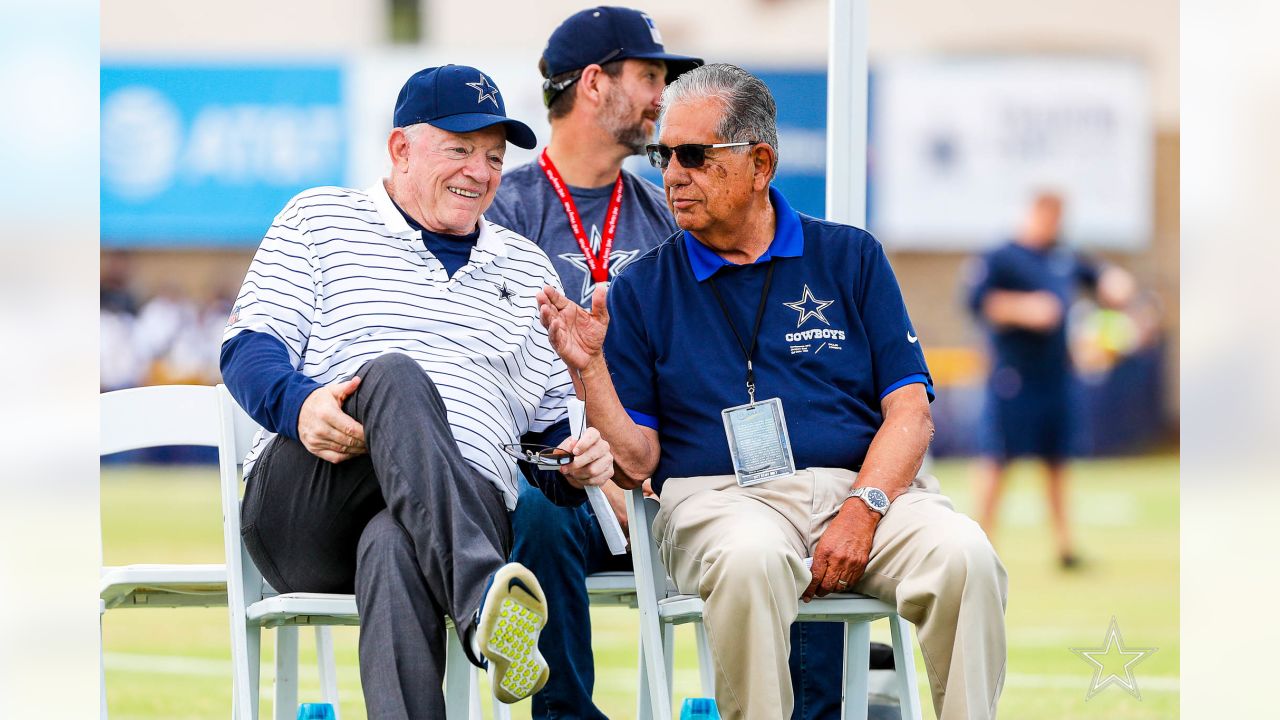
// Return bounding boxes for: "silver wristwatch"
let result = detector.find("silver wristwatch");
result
[847,487,890,516]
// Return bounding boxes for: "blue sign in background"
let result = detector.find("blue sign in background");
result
[627,68,830,219]
[101,64,346,246]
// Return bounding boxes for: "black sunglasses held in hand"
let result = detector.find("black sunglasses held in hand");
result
[500,390,589,469]
[646,141,759,170]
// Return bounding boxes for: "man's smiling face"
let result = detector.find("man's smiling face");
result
[397,123,506,234]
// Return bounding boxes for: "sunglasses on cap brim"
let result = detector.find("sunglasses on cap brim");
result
[541,49,625,107]
[645,141,760,170]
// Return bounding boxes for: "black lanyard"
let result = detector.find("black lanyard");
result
[707,262,775,404]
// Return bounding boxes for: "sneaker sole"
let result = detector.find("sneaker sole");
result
[477,563,549,704]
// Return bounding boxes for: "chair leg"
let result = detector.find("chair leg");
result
[489,672,512,720]
[694,620,715,697]
[444,625,471,720]
[662,623,675,694]
[274,627,299,720]
[243,623,262,720]
[314,627,340,716]
[100,600,108,720]
[889,615,924,720]
[468,667,483,720]
[637,631,653,720]
[637,612,672,720]
[841,621,871,720]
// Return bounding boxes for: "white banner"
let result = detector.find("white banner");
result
[870,57,1152,250]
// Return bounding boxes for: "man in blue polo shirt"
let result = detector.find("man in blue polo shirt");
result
[537,64,1008,720]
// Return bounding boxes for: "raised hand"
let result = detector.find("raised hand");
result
[536,283,610,371]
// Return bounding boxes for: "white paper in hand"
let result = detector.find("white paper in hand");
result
[568,397,628,555]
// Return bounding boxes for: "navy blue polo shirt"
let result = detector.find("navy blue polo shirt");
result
[965,240,1099,387]
[604,187,933,493]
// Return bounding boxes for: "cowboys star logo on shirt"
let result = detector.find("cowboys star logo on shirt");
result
[558,224,640,305]
[466,73,501,109]
[782,285,846,354]
[783,284,834,327]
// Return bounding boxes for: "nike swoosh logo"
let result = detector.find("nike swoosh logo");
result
[907,332,918,343]
[508,576,540,602]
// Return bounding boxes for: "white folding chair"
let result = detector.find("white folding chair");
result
[101,386,228,612]
[626,488,924,720]
[99,385,341,719]
[217,384,485,720]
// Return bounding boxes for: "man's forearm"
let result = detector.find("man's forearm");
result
[982,290,1061,332]
[851,386,934,508]
[221,331,320,440]
[578,355,659,487]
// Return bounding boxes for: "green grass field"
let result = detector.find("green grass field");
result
[102,455,1178,719]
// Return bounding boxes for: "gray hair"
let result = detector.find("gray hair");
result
[659,63,779,177]
[401,122,430,144]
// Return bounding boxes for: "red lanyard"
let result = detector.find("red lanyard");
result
[537,149,624,283]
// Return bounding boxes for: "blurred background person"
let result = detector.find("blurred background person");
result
[100,251,144,392]
[965,191,1136,568]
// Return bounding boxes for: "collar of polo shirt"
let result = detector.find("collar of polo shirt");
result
[682,186,803,282]
[368,180,508,259]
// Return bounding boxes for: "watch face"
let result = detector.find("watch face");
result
[866,488,889,511]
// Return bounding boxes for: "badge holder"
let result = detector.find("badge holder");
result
[721,397,796,487]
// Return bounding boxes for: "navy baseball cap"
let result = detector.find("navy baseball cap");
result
[393,65,538,149]
[541,7,703,89]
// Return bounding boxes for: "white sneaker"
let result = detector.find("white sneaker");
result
[475,562,550,704]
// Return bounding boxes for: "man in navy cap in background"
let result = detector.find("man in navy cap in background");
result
[484,7,705,719]
[220,64,615,718]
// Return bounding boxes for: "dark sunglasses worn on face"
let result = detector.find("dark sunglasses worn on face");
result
[645,141,760,170]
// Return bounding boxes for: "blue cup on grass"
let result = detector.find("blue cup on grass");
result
[680,697,721,719]
[297,703,337,720]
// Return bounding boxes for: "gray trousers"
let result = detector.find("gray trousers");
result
[241,352,512,719]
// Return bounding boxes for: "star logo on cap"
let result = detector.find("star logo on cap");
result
[466,73,501,108]
[784,284,834,328]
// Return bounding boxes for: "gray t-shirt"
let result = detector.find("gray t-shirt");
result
[487,162,679,306]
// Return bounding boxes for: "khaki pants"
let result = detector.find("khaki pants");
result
[653,469,1008,720]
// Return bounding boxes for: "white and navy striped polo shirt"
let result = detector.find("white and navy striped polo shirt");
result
[224,180,574,509]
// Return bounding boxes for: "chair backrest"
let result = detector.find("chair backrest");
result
[101,385,222,455]
[100,384,226,571]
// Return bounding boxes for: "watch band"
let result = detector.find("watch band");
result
[847,487,889,516]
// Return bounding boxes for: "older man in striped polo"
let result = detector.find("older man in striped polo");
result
[220,65,613,718]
